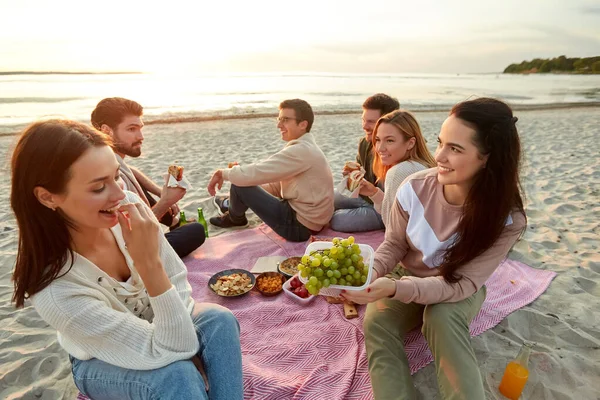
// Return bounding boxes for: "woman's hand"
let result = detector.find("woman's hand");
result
[358,179,378,197]
[339,277,396,304]
[118,203,171,296]
[118,203,160,265]
[191,355,210,392]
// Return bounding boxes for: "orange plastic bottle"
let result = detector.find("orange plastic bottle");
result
[499,342,533,399]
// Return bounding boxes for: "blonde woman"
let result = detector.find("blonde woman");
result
[358,110,436,226]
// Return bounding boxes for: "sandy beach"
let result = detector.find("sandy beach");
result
[1,107,599,399]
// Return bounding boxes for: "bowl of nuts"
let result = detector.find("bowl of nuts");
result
[208,269,255,297]
[277,256,302,279]
[255,272,286,296]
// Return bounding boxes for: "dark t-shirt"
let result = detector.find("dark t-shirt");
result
[357,137,377,185]
[356,137,383,204]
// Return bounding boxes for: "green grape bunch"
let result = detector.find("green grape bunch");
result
[297,236,370,296]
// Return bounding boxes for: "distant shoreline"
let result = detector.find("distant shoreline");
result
[0,71,142,76]
[503,55,600,74]
[504,71,598,75]
[1,101,599,137]
[143,101,600,126]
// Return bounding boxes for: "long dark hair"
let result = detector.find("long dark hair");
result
[440,98,526,283]
[11,120,113,307]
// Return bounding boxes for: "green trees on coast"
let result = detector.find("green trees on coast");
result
[504,56,600,74]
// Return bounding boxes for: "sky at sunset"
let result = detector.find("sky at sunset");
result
[1,0,599,74]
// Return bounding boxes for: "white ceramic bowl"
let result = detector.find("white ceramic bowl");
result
[282,276,316,304]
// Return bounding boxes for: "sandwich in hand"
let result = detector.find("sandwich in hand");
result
[347,169,364,191]
[344,161,361,172]
[168,164,184,181]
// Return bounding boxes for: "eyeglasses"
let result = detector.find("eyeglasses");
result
[276,116,299,123]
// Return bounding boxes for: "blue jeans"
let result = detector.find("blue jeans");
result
[71,304,243,400]
[229,184,311,242]
[331,191,384,232]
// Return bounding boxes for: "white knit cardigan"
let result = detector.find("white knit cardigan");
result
[31,191,199,370]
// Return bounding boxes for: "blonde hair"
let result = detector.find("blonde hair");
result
[371,110,436,181]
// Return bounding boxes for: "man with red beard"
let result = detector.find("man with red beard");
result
[91,97,205,257]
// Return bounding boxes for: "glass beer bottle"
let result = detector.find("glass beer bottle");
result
[499,342,533,399]
[197,207,209,238]
[179,211,187,227]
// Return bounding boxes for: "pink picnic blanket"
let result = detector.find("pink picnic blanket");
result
[77,224,556,400]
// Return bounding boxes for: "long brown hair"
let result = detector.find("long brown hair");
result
[440,98,526,283]
[372,110,436,181]
[11,120,113,307]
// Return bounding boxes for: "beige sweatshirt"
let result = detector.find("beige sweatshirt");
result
[221,132,334,231]
[374,168,526,304]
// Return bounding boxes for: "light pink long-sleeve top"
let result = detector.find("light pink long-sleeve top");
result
[374,168,526,304]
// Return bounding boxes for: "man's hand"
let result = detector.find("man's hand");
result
[358,179,378,197]
[153,176,186,220]
[339,277,396,305]
[207,169,224,197]
[169,203,180,217]
[160,184,186,207]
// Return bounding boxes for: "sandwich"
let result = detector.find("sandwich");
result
[168,164,184,181]
[344,161,361,172]
[347,169,364,191]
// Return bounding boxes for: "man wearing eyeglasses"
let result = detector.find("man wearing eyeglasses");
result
[207,99,334,241]
[330,93,400,232]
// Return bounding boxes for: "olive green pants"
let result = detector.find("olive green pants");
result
[363,268,487,400]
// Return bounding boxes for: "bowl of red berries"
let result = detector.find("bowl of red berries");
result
[282,275,315,304]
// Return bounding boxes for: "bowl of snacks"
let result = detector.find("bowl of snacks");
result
[298,236,374,297]
[208,269,255,297]
[282,275,315,304]
[255,271,286,296]
[277,256,302,279]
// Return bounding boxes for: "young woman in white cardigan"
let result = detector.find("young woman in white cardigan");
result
[11,120,243,400]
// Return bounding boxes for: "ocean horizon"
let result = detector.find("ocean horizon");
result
[1,71,599,135]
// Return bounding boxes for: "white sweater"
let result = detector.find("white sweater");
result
[369,161,428,226]
[31,191,199,370]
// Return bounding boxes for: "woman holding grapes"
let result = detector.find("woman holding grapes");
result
[341,98,527,400]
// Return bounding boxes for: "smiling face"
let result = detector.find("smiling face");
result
[362,108,382,142]
[435,115,488,191]
[277,108,307,142]
[50,146,126,230]
[110,114,144,158]
[374,122,416,166]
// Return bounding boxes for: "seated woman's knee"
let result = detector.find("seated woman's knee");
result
[214,305,239,329]
[363,306,390,339]
[196,303,240,331]
[422,303,459,334]
[329,215,351,232]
